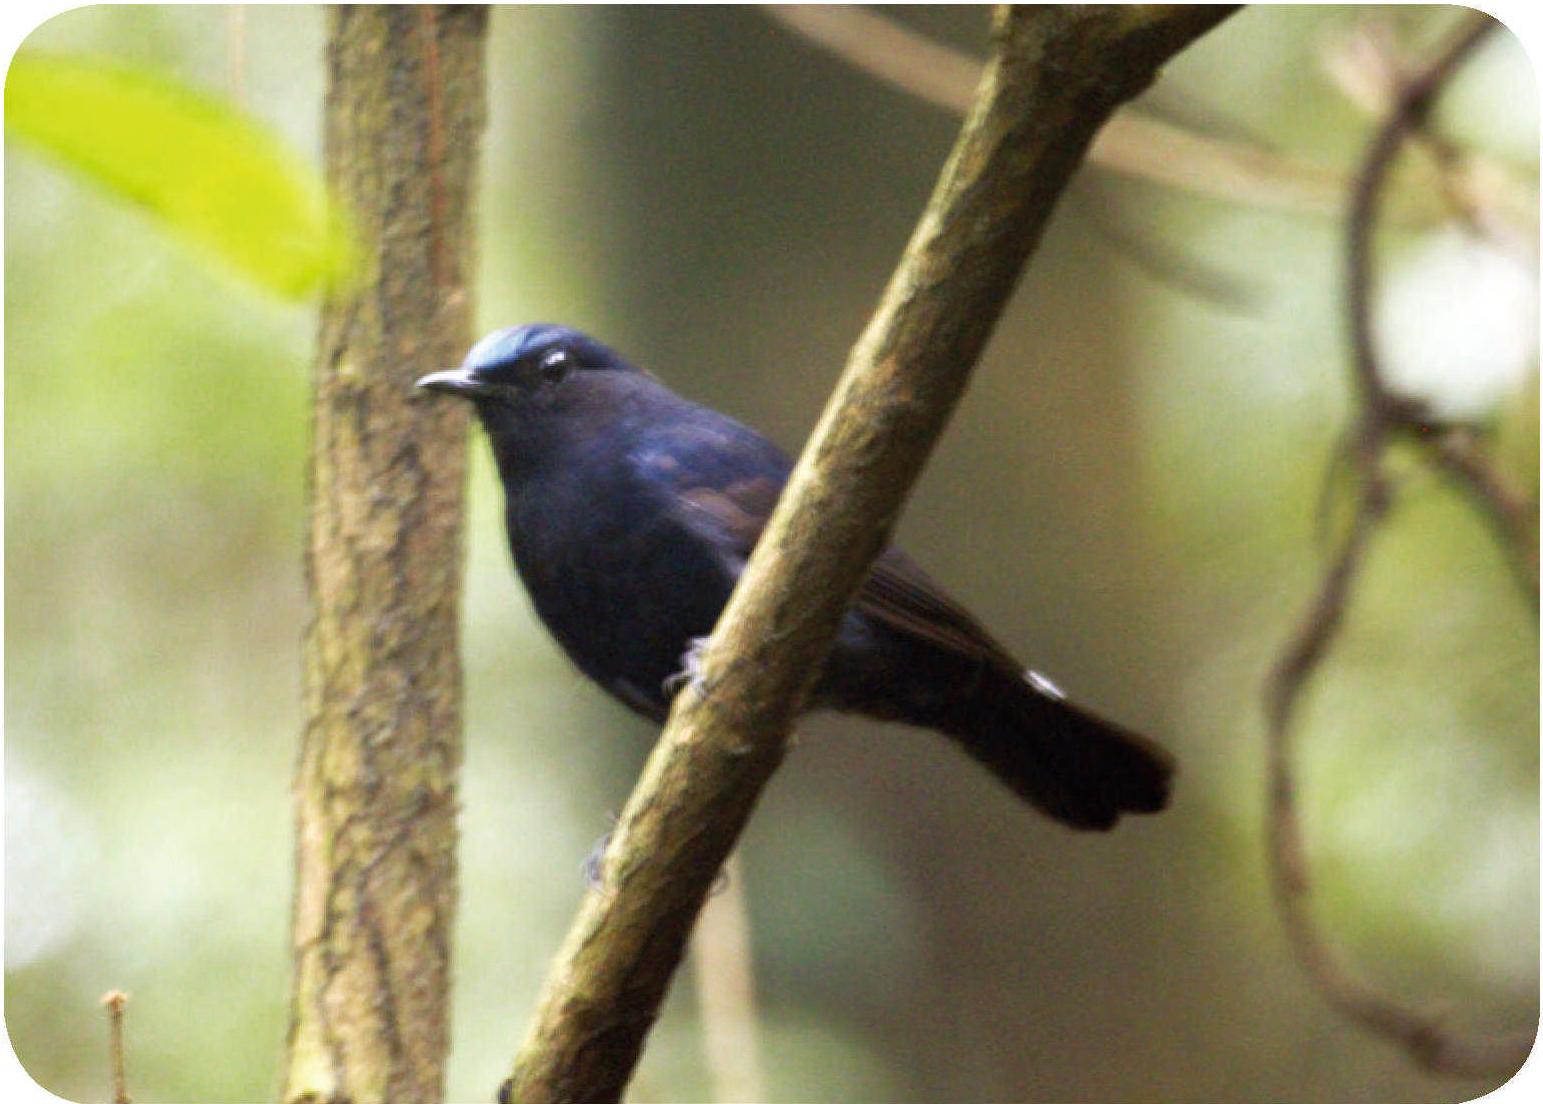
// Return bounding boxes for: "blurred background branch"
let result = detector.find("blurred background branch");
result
[764,3,1535,232]
[688,853,765,1104]
[763,4,1339,213]
[101,990,130,1104]
[1433,428,1540,606]
[1264,10,1536,1080]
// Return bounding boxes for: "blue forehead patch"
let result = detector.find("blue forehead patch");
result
[462,325,545,371]
[462,324,630,374]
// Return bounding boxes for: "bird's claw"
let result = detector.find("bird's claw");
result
[584,828,730,896]
[582,831,612,890]
[661,636,711,699]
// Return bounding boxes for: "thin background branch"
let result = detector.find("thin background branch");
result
[1264,10,1536,1081]
[764,4,1533,231]
[1433,428,1540,605]
[101,989,130,1104]
[761,4,1332,214]
[688,853,763,1104]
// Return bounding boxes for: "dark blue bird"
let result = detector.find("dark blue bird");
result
[417,324,1172,829]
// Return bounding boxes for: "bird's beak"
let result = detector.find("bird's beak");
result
[415,368,489,398]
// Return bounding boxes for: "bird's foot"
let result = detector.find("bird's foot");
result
[584,827,730,896]
[661,635,711,700]
[582,831,612,890]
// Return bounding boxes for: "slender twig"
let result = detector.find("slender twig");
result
[689,854,763,1104]
[1321,16,1536,244]
[1344,14,1496,415]
[1074,183,1262,311]
[503,9,1236,1103]
[101,989,131,1104]
[766,4,1535,233]
[1264,11,1535,1080]
[765,3,978,115]
[1434,427,1541,608]
[772,4,1267,310]
[1342,8,1536,604]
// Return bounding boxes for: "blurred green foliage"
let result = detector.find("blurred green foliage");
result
[5,6,1537,1104]
[6,51,353,298]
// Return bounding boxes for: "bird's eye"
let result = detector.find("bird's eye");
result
[538,350,571,384]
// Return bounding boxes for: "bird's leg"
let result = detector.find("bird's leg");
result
[661,635,712,700]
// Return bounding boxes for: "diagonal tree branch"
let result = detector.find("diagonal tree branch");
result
[502,7,1235,1103]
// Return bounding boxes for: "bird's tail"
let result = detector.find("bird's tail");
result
[937,667,1174,830]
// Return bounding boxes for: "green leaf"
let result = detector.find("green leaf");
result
[5,52,356,299]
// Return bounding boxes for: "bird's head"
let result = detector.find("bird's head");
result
[415,324,633,410]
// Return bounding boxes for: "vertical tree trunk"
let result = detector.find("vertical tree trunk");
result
[285,8,487,1104]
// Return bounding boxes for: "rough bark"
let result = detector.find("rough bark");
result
[285,8,487,1104]
[504,7,1235,1104]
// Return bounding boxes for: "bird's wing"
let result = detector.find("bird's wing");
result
[859,547,1016,663]
[633,411,792,558]
[676,477,782,557]
[649,419,1013,666]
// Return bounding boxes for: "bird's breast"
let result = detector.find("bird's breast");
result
[502,466,736,715]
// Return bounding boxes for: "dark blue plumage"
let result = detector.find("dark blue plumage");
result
[417,324,1173,829]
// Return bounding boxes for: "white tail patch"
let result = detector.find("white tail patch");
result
[1025,669,1066,700]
